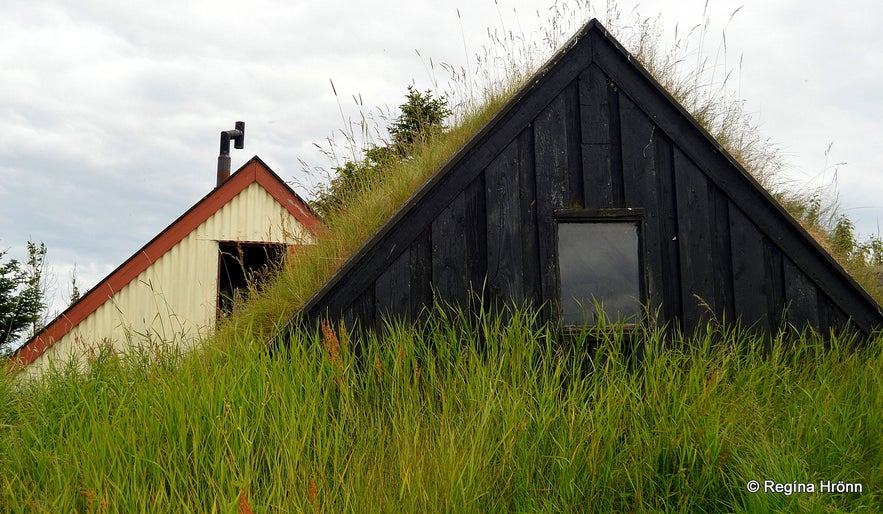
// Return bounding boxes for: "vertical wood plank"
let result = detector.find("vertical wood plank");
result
[579,64,614,208]
[463,174,487,298]
[824,298,852,335]
[764,239,786,330]
[341,283,375,346]
[564,80,584,208]
[784,258,821,332]
[356,285,376,334]
[608,80,625,207]
[815,289,831,335]
[485,138,525,305]
[653,132,682,326]
[431,191,468,306]
[729,203,770,330]
[619,94,664,317]
[409,227,433,320]
[534,90,572,320]
[673,148,716,332]
[709,182,735,323]
[374,249,411,325]
[518,127,542,312]
[341,306,354,336]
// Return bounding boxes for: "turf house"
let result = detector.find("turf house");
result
[292,19,883,340]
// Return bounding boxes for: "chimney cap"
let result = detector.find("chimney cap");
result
[217,121,245,186]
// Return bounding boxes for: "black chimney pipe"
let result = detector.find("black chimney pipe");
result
[217,121,245,186]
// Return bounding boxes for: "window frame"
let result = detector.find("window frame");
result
[553,207,647,330]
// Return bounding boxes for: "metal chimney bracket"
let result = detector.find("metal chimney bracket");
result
[217,121,245,186]
[219,121,246,156]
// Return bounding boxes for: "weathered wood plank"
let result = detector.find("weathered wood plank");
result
[431,191,468,306]
[709,182,735,323]
[784,258,820,332]
[564,80,584,208]
[374,249,411,324]
[534,90,574,321]
[653,131,682,326]
[729,203,770,330]
[763,239,786,330]
[673,148,716,332]
[619,94,664,316]
[517,127,542,313]
[409,227,433,320]
[579,63,611,146]
[815,288,831,336]
[341,284,375,343]
[485,138,525,305]
[579,64,616,211]
[463,174,487,296]
[607,78,625,207]
[824,298,852,335]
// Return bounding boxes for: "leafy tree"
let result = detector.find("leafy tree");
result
[1,241,47,355]
[313,86,451,218]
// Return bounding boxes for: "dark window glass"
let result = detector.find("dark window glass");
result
[218,242,285,317]
[557,221,641,325]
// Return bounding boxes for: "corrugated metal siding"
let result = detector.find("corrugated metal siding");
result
[26,183,313,376]
[198,182,314,244]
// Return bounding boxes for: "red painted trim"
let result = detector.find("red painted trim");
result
[9,156,321,371]
[256,170,324,235]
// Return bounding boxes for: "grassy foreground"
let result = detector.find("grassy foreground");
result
[1,307,881,512]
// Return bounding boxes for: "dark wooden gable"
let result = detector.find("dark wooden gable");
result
[295,19,883,337]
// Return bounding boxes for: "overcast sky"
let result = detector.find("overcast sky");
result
[2,0,881,316]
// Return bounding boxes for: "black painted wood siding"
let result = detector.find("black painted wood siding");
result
[299,20,882,337]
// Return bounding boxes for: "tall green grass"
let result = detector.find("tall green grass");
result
[2,308,880,512]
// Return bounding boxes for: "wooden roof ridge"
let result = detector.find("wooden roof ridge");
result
[10,156,321,370]
[290,18,882,334]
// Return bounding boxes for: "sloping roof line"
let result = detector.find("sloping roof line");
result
[296,18,881,333]
[11,156,320,369]
[296,21,598,319]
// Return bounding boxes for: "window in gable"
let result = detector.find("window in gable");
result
[555,209,644,326]
[217,241,286,317]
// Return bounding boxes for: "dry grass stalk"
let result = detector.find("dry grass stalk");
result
[321,319,344,376]
[238,490,254,514]
[307,478,319,508]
